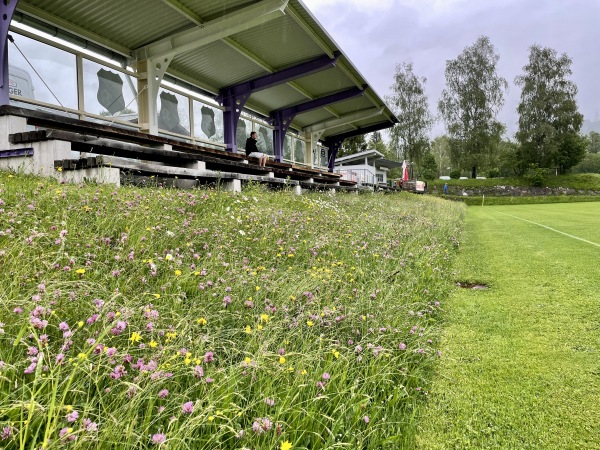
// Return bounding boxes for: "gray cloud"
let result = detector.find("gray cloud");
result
[305,0,600,138]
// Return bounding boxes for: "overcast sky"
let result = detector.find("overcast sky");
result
[301,0,600,138]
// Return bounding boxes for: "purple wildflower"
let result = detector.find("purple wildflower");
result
[181,401,194,414]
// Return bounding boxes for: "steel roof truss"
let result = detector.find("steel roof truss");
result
[270,85,365,162]
[303,107,383,133]
[325,121,395,172]
[134,0,289,61]
[218,51,341,153]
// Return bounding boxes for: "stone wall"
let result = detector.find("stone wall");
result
[430,184,600,197]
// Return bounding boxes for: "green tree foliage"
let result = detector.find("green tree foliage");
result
[338,135,367,157]
[572,153,600,174]
[386,62,433,165]
[586,131,600,154]
[515,45,585,174]
[438,36,507,178]
[368,131,393,158]
[419,151,438,180]
[497,139,527,176]
[431,135,451,176]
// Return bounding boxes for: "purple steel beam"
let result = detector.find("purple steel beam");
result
[216,52,340,104]
[0,0,19,106]
[325,121,396,172]
[0,147,33,158]
[218,52,340,153]
[271,85,366,162]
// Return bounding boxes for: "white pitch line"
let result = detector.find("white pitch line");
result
[490,208,600,249]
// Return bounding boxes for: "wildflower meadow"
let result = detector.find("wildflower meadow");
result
[0,172,464,449]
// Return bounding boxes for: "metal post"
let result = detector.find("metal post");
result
[0,0,20,106]
[221,93,247,153]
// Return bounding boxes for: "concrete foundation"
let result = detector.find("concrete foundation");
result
[0,140,72,177]
[222,178,241,193]
[61,166,121,186]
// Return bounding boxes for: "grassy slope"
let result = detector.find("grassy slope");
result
[0,172,465,449]
[416,203,600,449]
[429,173,600,190]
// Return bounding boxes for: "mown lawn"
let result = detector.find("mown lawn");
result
[0,171,464,449]
[416,202,600,449]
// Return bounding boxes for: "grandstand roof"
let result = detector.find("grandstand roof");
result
[13,0,398,140]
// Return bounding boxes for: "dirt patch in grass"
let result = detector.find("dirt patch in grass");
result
[456,281,489,290]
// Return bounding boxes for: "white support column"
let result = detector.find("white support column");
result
[136,56,173,135]
[76,54,85,121]
[302,131,313,168]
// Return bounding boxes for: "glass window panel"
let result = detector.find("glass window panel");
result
[157,89,190,135]
[82,59,138,122]
[283,135,292,161]
[237,118,252,150]
[193,101,223,143]
[256,124,274,156]
[294,139,306,164]
[8,33,78,110]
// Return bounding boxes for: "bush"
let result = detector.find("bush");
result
[449,169,461,179]
[525,164,546,187]
[487,168,500,178]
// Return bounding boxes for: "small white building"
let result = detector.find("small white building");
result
[334,150,402,186]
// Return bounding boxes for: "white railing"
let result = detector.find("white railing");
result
[335,168,376,186]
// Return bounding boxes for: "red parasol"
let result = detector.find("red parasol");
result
[402,160,409,181]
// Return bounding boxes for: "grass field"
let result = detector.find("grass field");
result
[416,202,600,449]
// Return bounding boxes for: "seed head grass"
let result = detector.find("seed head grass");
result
[0,171,464,449]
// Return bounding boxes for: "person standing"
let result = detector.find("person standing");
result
[245,131,269,168]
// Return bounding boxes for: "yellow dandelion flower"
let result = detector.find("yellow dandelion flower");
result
[149,340,158,348]
[288,366,294,372]
[129,332,142,343]
[197,317,207,325]
[260,314,269,323]
[77,353,87,360]
[152,293,160,299]
[208,416,215,421]
[255,286,260,291]
[257,324,263,331]
[281,441,293,450]
[244,357,251,364]
[194,271,200,276]
[245,325,252,334]
[174,269,182,276]
[65,405,73,412]
[184,358,191,365]
[56,166,63,172]
[332,350,340,359]
[279,356,286,364]
[306,320,314,327]
[289,295,296,301]
[78,321,84,328]
[300,369,307,375]
[75,268,85,274]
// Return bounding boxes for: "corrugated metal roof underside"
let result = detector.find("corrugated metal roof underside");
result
[14,0,397,140]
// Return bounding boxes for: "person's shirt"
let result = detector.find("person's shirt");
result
[245,137,258,156]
